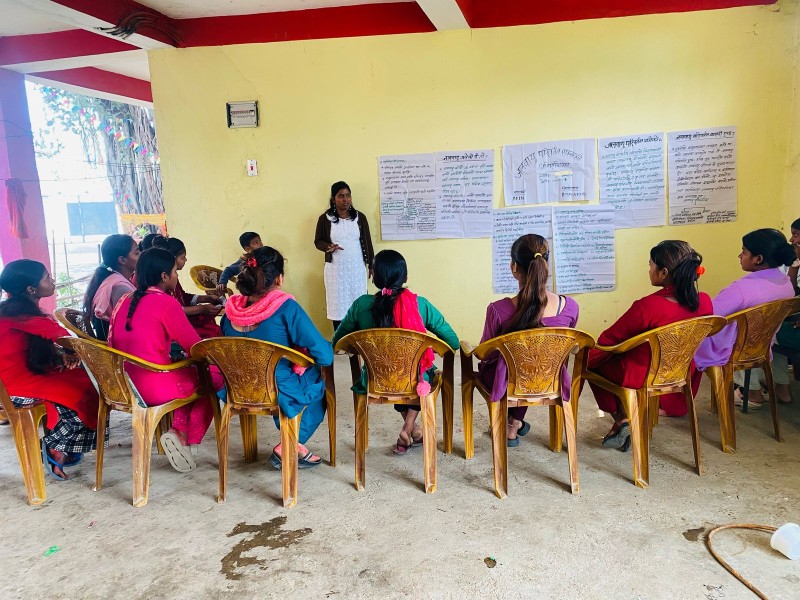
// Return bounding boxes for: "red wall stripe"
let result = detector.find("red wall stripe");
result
[29,67,153,103]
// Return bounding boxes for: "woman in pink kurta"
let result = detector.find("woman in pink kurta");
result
[109,247,223,473]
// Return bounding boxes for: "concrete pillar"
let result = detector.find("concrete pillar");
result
[0,68,54,311]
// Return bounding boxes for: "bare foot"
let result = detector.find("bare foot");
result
[168,428,189,446]
[506,418,522,441]
[48,448,70,479]
[273,443,321,463]
[776,383,794,404]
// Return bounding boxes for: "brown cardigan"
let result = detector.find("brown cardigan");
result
[314,210,375,266]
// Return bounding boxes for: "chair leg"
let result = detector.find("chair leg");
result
[353,394,368,491]
[462,380,475,460]
[561,400,579,494]
[742,369,751,414]
[707,366,736,453]
[762,363,783,442]
[278,411,299,509]
[441,384,454,455]
[421,392,438,494]
[240,414,258,462]
[217,407,232,503]
[323,366,337,467]
[684,385,703,476]
[13,409,46,506]
[94,402,109,492]
[648,394,659,440]
[131,407,157,508]
[621,389,649,489]
[154,412,172,455]
[548,405,563,452]
[488,399,508,499]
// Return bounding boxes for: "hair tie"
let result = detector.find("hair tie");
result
[696,266,706,276]
[381,288,393,296]
[533,253,543,259]
[246,257,258,268]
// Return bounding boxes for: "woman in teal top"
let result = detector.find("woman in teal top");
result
[332,249,459,455]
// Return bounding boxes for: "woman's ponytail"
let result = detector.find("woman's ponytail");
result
[504,235,550,334]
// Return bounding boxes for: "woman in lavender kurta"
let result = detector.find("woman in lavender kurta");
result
[478,234,579,447]
[693,229,796,403]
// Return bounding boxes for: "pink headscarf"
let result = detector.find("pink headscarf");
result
[392,289,435,396]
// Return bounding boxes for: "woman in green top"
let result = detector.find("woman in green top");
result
[332,250,459,455]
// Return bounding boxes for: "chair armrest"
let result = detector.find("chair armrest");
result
[460,340,476,356]
[593,333,652,355]
[126,356,201,373]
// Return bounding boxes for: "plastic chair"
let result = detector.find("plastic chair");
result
[334,328,452,494]
[0,379,47,505]
[460,327,596,498]
[189,265,233,295]
[191,337,336,509]
[54,308,97,340]
[584,315,726,489]
[704,297,800,452]
[59,337,215,508]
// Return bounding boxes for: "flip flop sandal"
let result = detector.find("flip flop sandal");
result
[507,437,521,448]
[393,438,413,456]
[62,453,83,468]
[517,420,531,437]
[269,450,322,469]
[159,431,196,473]
[602,422,630,449]
[41,441,68,481]
[411,435,423,447]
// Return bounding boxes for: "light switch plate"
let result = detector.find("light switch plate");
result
[247,159,258,177]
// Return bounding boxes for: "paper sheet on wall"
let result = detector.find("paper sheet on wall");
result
[492,207,553,294]
[378,150,493,240]
[598,133,665,228]
[667,127,737,225]
[502,139,596,205]
[552,206,616,294]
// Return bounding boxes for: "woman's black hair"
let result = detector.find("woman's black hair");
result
[791,217,800,231]
[650,240,703,311]
[126,248,176,331]
[504,234,550,334]
[371,250,407,328]
[152,235,187,258]
[83,234,136,318]
[326,181,357,223]
[236,246,285,297]
[138,233,159,252]
[0,259,61,374]
[742,228,796,268]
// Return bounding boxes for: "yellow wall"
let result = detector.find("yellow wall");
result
[149,2,798,341]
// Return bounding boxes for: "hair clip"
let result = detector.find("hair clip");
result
[246,257,258,268]
[696,266,706,276]
[381,288,393,296]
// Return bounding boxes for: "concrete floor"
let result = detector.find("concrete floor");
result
[1,354,799,599]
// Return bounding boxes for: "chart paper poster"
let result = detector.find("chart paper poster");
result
[492,207,552,294]
[503,138,596,206]
[552,206,616,295]
[379,153,437,240]
[599,133,665,228]
[667,127,737,225]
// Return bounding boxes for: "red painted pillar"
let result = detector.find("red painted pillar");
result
[0,68,54,311]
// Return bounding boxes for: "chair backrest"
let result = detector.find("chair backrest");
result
[640,315,727,391]
[334,329,451,399]
[189,265,226,291]
[58,337,138,410]
[191,337,312,410]
[54,308,97,340]
[472,327,596,400]
[727,297,800,366]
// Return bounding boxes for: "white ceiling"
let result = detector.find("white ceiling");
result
[92,51,151,81]
[0,0,73,36]
[134,0,412,19]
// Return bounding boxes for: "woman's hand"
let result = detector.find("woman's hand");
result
[61,352,81,370]
[201,303,224,316]
[199,294,222,305]
[326,244,343,253]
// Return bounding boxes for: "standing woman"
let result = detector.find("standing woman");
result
[314,181,374,332]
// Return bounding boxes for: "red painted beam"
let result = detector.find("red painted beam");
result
[471,0,779,28]
[0,30,139,67]
[28,67,152,103]
[179,2,435,47]
[454,0,475,27]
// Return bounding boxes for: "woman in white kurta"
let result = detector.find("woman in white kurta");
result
[314,181,375,332]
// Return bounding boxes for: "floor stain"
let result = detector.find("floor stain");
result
[683,527,705,541]
[484,557,497,568]
[220,516,312,581]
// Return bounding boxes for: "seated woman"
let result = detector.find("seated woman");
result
[588,240,712,451]
[83,234,139,340]
[108,248,224,472]
[771,218,800,403]
[332,249,459,455]
[0,259,101,479]
[694,229,796,407]
[152,236,223,339]
[221,246,333,469]
[477,234,579,447]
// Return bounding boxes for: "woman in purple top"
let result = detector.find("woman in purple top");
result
[693,229,796,404]
[478,234,579,447]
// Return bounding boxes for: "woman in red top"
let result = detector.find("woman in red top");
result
[588,241,712,450]
[0,260,101,479]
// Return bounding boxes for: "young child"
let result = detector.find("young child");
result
[216,232,263,293]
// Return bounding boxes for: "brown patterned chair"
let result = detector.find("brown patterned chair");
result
[704,297,800,453]
[584,315,726,489]
[60,337,214,508]
[189,265,233,295]
[0,378,47,505]
[334,328,453,494]
[460,328,595,498]
[54,307,97,341]
[191,337,336,509]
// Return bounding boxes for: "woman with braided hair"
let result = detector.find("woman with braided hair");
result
[588,240,712,451]
[477,234,580,447]
[108,248,224,472]
[221,246,333,469]
[332,250,459,455]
